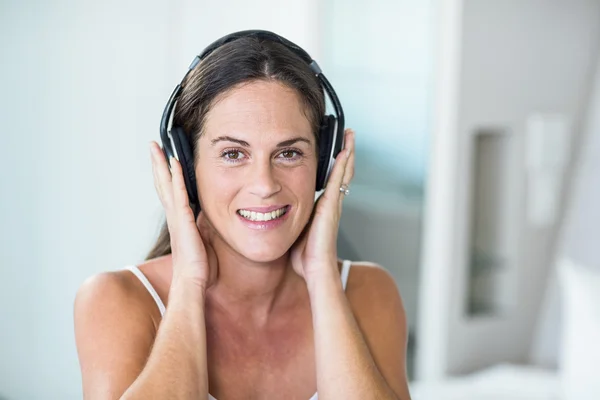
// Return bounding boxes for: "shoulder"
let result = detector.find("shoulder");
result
[345,261,407,342]
[344,261,410,398]
[75,270,145,314]
[346,261,402,307]
[74,269,162,340]
[75,257,171,328]
[76,269,137,302]
[73,270,160,397]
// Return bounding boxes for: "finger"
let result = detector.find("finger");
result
[321,145,351,210]
[341,129,355,186]
[150,141,174,210]
[167,155,189,208]
[170,156,198,228]
[337,129,355,214]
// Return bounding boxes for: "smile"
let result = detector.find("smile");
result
[236,206,289,222]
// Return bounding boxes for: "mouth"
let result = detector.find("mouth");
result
[236,205,290,222]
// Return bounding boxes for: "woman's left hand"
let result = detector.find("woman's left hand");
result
[290,128,355,282]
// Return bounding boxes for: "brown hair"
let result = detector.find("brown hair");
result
[145,36,326,260]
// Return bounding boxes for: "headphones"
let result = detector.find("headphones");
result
[159,30,345,218]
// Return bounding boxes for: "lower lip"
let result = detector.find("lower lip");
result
[236,207,291,230]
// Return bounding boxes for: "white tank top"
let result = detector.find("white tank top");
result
[124,259,353,400]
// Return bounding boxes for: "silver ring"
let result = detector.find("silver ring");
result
[339,184,350,196]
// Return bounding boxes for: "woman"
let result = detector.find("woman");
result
[74,31,411,400]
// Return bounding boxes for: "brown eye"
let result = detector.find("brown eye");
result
[222,150,246,162]
[278,149,302,160]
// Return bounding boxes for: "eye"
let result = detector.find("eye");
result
[221,149,246,162]
[277,149,302,160]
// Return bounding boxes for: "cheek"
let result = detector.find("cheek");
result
[288,167,317,220]
[195,162,239,211]
[290,169,316,199]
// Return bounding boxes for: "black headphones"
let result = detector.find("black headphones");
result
[159,30,345,218]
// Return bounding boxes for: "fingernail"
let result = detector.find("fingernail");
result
[346,149,351,159]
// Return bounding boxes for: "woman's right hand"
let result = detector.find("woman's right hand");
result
[149,141,217,293]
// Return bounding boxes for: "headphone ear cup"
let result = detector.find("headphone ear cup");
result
[316,115,336,191]
[170,126,201,214]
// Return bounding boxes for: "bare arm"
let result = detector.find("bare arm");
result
[121,280,208,399]
[307,263,410,400]
[74,272,208,399]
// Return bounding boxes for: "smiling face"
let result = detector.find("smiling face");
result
[195,80,318,262]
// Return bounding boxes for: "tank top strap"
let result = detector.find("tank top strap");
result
[124,265,166,317]
[341,260,352,291]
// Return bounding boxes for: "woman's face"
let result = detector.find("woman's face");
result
[195,80,318,262]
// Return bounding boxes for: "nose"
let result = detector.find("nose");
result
[247,159,282,199]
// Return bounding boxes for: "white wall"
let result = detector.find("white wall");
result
[559,54,600,268]
[415,0,464,380]
[530,46,600,368]
[417,0,600,379]
[1,2,171,397]
[0,1,320,398]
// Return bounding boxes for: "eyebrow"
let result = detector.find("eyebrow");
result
[210,135,312,147]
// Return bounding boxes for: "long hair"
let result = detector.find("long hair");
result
[145,36,326,260]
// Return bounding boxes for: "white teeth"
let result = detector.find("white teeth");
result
[238,207,287,222]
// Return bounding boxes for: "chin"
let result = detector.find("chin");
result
[243,251,288,263]
[235,238,292,263]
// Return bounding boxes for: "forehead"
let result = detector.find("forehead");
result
[202,80,313,141]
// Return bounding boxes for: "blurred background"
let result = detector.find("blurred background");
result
[1,0,600,399]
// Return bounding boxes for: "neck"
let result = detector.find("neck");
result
[205,236,302,325]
